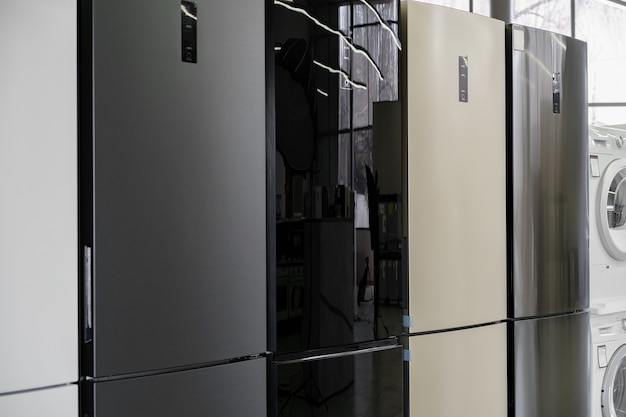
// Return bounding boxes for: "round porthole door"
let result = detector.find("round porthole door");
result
[602,344,626,417]
[597,159,626,261]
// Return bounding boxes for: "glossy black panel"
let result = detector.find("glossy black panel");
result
[275,345,403,417]
[273,0,403,354]
[180,1,197,63]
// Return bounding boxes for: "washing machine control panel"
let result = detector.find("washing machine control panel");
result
[590,136,626,152]
[593,314,626,340]
[594,315,626,369]
[590,126,626,156]
[611,316,626,333]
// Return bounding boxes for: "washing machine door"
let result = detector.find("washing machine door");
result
[602,344,626,417]
[598,159,626,261]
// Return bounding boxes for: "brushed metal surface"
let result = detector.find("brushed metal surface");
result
[94,359,266,417]
[512,311,591,417]
[91,0,266,376]
[509,25,589,318]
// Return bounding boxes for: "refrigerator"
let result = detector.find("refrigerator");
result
[506,24,591,417]
[78,0,268,415]
[401,3,508,417]
[271,0,406,415]
[0,0,78,415]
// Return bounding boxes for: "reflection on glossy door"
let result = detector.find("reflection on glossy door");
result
[276,346,403,417]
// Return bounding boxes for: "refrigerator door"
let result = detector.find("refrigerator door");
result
[275,345,403,416]
[508,25,589,318]
[408,323,507,417]
[92,359,266,417]
[0,0,78,393]
[511,311,591,417]
[402,2,507,331]
[274,0,404,353]
[88,0,266,376]
[0,385,78,417]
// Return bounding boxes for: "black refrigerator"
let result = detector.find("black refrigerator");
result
[506,24,591,417]
[79,0,268,415]
[271,0,405,416]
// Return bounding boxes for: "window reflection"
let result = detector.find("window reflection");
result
[590,107,626,126]
[513,0,572,36]
[472,0,492,16]
[576,0,626,104]
[338,0,399,210]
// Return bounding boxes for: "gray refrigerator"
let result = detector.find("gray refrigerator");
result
[80,0,268,415]
[506,24,591,417]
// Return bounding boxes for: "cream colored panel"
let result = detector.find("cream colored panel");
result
[402,1,506,330]
[408,324,507,417]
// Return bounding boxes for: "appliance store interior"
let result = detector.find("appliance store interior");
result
[2,0,626,416]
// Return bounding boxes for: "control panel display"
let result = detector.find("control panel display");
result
[181,1,197,63]
[459,56,468,103]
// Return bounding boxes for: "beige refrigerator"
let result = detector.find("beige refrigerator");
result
[400,3,507,416]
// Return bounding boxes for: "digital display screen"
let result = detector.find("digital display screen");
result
[181,1,197,63]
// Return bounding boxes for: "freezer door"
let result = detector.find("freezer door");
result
[509,25,589,317]
[402,2,507,331]
[0,0,78,393]
[275,345,403,416]
[92,359,266,417]
[0,385,78,417]
[89,0,266,376]
[408,323,507,417]
[512,312,591,417]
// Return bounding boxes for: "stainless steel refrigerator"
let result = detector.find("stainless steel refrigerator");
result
[79,0,267,415]
[506,24,591,417]
[0,0,78,415]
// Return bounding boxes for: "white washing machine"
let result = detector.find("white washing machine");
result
[592,311,626,417]
[590,125,626,311]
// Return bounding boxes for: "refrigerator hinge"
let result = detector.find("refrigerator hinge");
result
[83,246,93,343]
[403,349,412,362]
[402,315,414,329]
